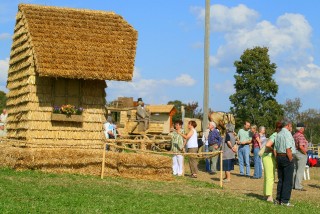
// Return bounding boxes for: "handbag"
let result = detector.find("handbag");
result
[258,145,266,157]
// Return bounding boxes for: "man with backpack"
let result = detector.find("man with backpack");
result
[208,121,222,174]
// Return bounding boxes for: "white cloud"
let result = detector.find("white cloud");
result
[193,4,316,92]
[191,4,259,32]
[106,67,196,103]
[0,33,11,40]
[0,58,9,80]
[0,58,9,92]
[279,63,320,91]
[175,74,195,86]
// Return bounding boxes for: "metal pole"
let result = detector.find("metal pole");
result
[203,0,210,133]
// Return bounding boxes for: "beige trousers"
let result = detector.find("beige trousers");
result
[188,147,199,175]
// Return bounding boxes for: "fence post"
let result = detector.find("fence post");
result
[220,151,223,188]
[101,143,107,179]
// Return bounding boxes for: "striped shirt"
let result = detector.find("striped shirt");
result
[293,131,308,151]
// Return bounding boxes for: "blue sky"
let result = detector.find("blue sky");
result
[1,0,319,112]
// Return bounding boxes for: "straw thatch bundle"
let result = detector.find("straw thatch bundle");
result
[0,142,172,180]
[13,4,137,80]
[6,4,138,144]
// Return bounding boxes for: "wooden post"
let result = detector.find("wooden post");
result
[101,143,107,179]
[220,151,223,188]
[203,0,210,133]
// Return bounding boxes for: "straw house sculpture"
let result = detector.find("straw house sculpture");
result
[6,4,138,144]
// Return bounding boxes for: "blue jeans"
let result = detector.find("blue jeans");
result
[204,145,211,172]
[253,147,262,178]
[238,145,250,176]
[276,156,294,204]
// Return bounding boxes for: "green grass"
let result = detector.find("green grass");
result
[0,168,319,213]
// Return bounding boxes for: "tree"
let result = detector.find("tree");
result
[282,98,302,124]
[167,100,184,122]
[168,100,203,122]
[0,90,7,112]
[298,108,320,144]
[229,47,283,132]
[185,101,202,119]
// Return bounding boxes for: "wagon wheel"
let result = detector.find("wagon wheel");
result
[133,135,149,150]
[150,143,161,151]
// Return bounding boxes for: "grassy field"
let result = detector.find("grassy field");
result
[0,168,319,214]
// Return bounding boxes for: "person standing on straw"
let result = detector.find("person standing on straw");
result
[179,120,198,178]
[169,120,185,176]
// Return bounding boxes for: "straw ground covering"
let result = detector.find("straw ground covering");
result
[0,141,172,180]
[0,167,319,213]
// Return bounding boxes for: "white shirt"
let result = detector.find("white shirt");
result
[187,128,198,149]
[0,113,8,123]
[103,122,114,139]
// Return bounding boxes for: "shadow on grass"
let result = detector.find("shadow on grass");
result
[246,193,266,201]
[210,177,220,181]
[308,184,320,189]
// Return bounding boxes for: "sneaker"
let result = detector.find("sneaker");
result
[274,200,281,205]
[281,202,294,207]
[223,179,230,183]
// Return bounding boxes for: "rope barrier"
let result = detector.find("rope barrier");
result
[101,142,224,188]
[104,142,222,159]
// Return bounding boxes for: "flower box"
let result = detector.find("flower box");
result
[51,113,83,122]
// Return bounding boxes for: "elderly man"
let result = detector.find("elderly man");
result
[208,121,222,174]
[136,101,149,131]
[292,122,308,191]
[274,119,296,207]
[237,121,252,177]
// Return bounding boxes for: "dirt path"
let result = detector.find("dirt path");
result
[186,163,320,204]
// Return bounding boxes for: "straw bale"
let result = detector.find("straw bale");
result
[8,110,105,124]
[10,42,31,58]
[6,92,53,106]
[26,130,103,140]
[0,144,172,180]
[15,4,137,81]
[6,84,39,99]
[13,17,26,32]
[9,49,32,66]
[9,120,103,131]
[11,25,28,40]
[7,66,36,83]
[7,76,30,90]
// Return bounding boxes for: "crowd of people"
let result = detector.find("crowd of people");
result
[169,118,311,207]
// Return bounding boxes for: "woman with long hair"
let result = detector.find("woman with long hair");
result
[262,121,283,202]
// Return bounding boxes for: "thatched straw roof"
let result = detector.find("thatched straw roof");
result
[146,105,176,114]
[15,4,137,81]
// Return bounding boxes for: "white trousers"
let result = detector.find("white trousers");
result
[172,155,184,176]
